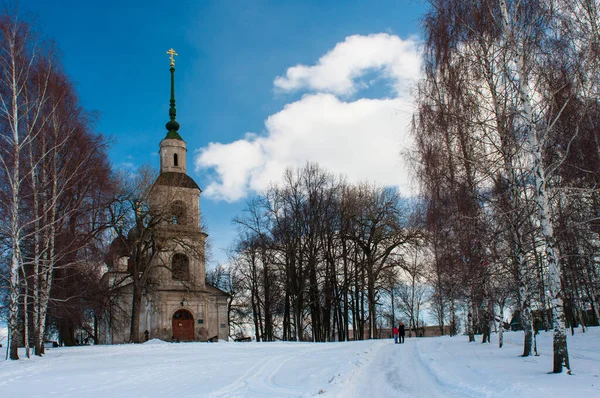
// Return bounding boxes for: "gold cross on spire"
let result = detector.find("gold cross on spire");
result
[166,48,178,67]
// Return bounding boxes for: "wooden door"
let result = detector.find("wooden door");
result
[172,309,195,341]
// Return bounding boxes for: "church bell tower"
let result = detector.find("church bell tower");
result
[102,49,229,345]
[151,48,202,230]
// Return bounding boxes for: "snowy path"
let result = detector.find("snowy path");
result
[201,339,461,397]
[1,329,599,397]
[337,340,468,398]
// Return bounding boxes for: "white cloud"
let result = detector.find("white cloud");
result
[196,136,264,201]
[273,33,421,97]
[195,33,421,202]
[118,162,136,171]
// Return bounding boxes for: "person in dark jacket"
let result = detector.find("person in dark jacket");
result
[399,322,406,343]
[393,326,399,344]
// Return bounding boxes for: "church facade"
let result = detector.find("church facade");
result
[101,51,228,344]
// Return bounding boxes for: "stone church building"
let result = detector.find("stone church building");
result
[101,51,228,344]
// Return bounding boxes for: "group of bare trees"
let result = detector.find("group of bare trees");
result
[0,10,212,356]
[226,163,421,342]
[0,13,114,359]
[412,0,600,373]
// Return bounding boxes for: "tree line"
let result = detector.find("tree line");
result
[0,12,114,359]
[213,163,422,343]
[411,0,600,374]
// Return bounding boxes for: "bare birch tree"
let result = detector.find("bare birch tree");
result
[414,0,600,372]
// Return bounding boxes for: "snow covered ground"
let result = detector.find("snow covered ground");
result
[1,328,598,397]
[0,326,6,347]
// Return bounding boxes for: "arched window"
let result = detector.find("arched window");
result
[174,153,178,167]
[172,253,190,281]
[171,201,186,225]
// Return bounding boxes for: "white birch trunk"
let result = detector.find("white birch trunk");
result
[490,75,534,355]
[499,0,570,373]
[20,267,31,358]
[26,120,43,356]
[37,113,61,355]
[6,26,23,360]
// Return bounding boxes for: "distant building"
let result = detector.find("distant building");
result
[101,53,228,344]
[349,325,452,340]
[406,325,453,337]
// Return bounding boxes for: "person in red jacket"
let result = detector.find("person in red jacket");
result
[393,325,399,344]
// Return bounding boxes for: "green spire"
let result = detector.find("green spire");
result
[165,48,182,140]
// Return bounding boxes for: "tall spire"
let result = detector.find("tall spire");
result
[165,48,182,140]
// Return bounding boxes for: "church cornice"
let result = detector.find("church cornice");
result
[153,287,229,297]
[153,172,201,191]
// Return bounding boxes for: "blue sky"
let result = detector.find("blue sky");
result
[21,0,427,264]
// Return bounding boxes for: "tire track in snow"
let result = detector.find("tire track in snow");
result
[205,343,349,397]
[205,353,300,397]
